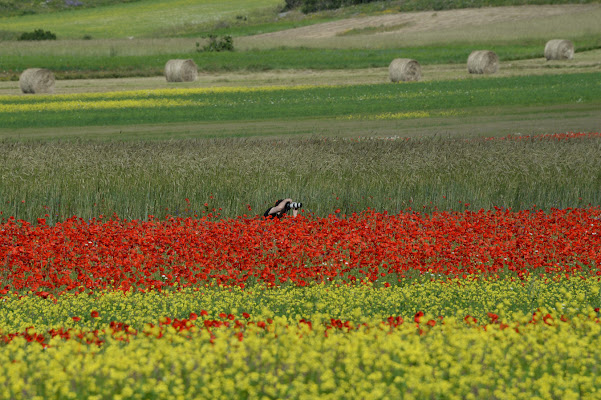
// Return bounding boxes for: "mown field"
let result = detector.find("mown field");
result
[4,41,592,80]
[1,2,600,79]
[1,0,601,399]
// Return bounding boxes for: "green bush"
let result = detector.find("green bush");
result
[18,29,57,41]
[196,35,234,52]
[282,0,304,11]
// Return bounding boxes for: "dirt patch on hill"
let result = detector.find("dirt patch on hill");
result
[251,4,599,41]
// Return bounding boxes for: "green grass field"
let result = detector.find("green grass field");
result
[0,0,283,39]
[2,73,600,128]
[2,70,600,224]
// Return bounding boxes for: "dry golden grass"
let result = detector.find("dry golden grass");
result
[240,4,601,49]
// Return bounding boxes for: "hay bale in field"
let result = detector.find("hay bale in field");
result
[389,58,421,82]
[467,50,499,74]
[19,68,55,94]
[164,59,198,82]
[544,39,574,60]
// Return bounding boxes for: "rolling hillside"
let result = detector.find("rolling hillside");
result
[0,0,283,39]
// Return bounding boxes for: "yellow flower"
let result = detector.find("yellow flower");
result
[0,99,199,113]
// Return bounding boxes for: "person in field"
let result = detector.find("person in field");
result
[264,198,300,219]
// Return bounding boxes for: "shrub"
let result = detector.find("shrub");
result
[282,0,304,11]
[196,35,234,52]
[18,29,57,41]
[302,0,341,13]
[285,0,380,13]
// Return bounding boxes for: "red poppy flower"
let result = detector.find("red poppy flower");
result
[414,311,424,324]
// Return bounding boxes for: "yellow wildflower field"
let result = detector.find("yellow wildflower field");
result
[1,279,600,399]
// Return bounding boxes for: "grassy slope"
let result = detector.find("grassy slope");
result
[0,0,283,39]
[2,0,601,39]
[0,0,144,17]
[243,6,601,50]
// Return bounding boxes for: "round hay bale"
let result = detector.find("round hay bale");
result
[544,39,574,61]
[19,68,55,94]
[467,50,499,74]
[164,59,198,82]
[389,58,421,82]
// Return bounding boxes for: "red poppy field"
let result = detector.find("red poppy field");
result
[2,207,600,296]
[2,208,601,399]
